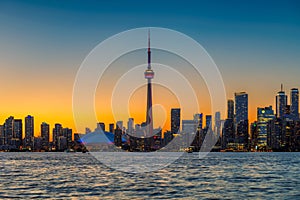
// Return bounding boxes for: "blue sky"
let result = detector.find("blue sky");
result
[0,0,300,131]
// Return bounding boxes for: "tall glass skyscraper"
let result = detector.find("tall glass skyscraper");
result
[235,92,249,146]
[257,106,275,149]
[276,86,287,119]
[290,88,299,120]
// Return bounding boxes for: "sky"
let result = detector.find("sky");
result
[0,0,300,136]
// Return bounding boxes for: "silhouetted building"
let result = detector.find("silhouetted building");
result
[41,122,49,151]
[57,136,67,151]
[53,123,63,150]
[116,121,123,130]
[215,112,221,137]
[96,122,105,132]
[182,120,197,148]
[267,118,283,150]
[194,113,203,131]
[235,92,249,147]
[171,108,180,134]
[63,128,72,149]
[163,130,173,146]
[114,127,122,147]
[227,100,234,119]
[109,123,114,133]
[290,88,299,120]
[13,119,22,149]
[4,116,14,146]
[24,115,34,149]
[222,118,235,149]
[33,137,42,151]
[205,115,212,129]
[276,85,287,119]
[127,118,134,135]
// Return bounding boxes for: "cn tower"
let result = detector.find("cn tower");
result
[144,30,154,137]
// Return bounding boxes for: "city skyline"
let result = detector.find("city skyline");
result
[1,0,300,134]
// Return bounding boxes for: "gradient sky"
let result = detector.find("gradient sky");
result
[0,0,300,136]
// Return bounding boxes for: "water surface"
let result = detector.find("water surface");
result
[0,152,299,199]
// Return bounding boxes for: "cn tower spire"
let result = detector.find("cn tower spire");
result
[148,29,151,69]
[144,29,154,149]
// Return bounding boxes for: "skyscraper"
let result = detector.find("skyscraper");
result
[127,118,134,134]
[24,115,34,149]
[235,92,249,146]
[41,122,49,150]
[116,121,123,130]
[53,123,62,150]
[193,113,203,131]
[205,115,212,129]
[290,88,299,120]
[109,123,114,133]
[215,112,221,136]
[257,106,275,149]
[13,119,22,149]
[96,122,105,132]
[144,30,154,137]
[171,108,180,134]
[4,116,14,146]
[63,128,72,149]
[222,100,235,149]
[227,100,234,119]
[276,85,287,119]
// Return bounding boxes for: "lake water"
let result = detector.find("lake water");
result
[0,152,299,199]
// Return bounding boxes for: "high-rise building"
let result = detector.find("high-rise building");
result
[4,116,14,146]
[222,100,235,149]
[171,108,180,134]
[215,112,221,136]
[109,123,114,133]
[63,128,72,149]
[193,113,203,131]
[222,119,235,149]
[267,118,283,150]
[182,120,196,134]
[96,122,105,132]
[57,136,67,151]
[235,92,249,146]
[144,30,154,138]
[41,122,49,150]
[114,127,122,147]
[182,120,197,147]
[205,115,212,129]
[116,121,123,130]
[127,118,134,134]
[227,100,234,119]
[13,119,22,149]
[276,85,287,119]
[24,115,34,149]
[290,88,299,120]
[257,106,275,149]
[53,123,62,150]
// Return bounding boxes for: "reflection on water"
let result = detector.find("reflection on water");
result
[0,152,299,199]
